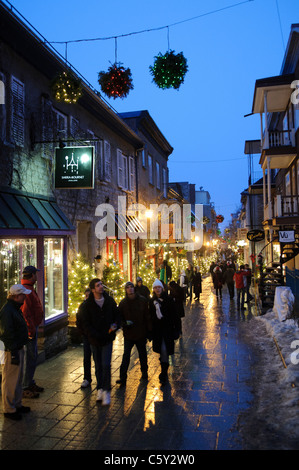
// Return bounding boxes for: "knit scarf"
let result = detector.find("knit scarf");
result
[153,299,163,319]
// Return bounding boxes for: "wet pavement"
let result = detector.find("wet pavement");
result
[0,276,258,451]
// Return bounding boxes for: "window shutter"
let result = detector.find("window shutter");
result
[162,168,167,198]
[0,72,6,141]
[122,155,128,190]
[70,116,80,139]
[41,96,54,160]
[148,155,153,184]
[129,156,135,192]
[156,161,160,189]
[104,140,111,182]
[11,76,25,147]
[117,148,123,188]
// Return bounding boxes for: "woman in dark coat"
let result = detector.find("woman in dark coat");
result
[213,266,223,299]
[193,267,202,301]
[149,279,181,384]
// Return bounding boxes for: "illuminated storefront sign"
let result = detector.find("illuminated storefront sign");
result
[55,146,94,189]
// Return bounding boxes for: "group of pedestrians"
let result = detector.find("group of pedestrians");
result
[0,266,44,420]
[179,264,202,302]
[76,275,182,406]
[210,260,253,310]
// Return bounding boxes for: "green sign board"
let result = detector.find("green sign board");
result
[55,146,94,189]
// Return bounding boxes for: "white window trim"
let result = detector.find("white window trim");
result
[156,161,160,189]
[104,140,111,182]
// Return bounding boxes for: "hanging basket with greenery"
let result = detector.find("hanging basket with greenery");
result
[52,70,83,104]
[149,50,188,90]
[98,63,134,99]
[216,214,224,224]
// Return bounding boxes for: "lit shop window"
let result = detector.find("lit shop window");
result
[44,238,64,319]
[0,239,37,308]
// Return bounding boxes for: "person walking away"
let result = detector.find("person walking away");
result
[80,278,120,405]
[179,269,187,300]
[21,265,44,398]
[149,279,181,385]
[116,282,152,386]
[169,281,185,335]
[76,288,93,388]
[160,260,172,286]
[244,264,253,302]
[193,267,202,301]
[185,264,194,300]
[233,265,246,310]
[135,277,150,301]
[223,264,235,299]
[0,285,31,420]
[213,266,223,299]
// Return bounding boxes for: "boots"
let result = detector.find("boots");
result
[159,362,169,385]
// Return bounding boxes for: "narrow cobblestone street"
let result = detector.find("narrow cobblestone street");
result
[0,276,260,451]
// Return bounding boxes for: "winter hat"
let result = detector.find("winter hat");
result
[136,277,142,282]
[125,281,134,289]
[152,279,164,289]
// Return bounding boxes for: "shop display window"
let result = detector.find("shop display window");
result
[44,238,64,319]
[0,239,36,308]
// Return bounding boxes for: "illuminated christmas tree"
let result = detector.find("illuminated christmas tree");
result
[68,253,96,320]
[102,256,125,305]
[137,259,156,291]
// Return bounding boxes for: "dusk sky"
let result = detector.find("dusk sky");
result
[7,0,299,229]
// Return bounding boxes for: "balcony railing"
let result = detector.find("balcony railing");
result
[265,195,299,221]
[262,129,296,150]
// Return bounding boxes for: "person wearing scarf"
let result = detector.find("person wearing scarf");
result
[149,279,181,385]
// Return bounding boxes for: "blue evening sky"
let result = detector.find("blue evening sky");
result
[6,0,299,229]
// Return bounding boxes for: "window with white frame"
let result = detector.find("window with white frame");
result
[117,150,134,191]
[141,149,146,167]
[156,161,160,189]
[0,72,6,142]
[148,154,153,184]
[11,76,25,147]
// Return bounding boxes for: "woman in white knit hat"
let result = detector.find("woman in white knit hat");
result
[149,279,181,385]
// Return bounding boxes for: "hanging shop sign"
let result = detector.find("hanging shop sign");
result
[55,146,94,189]
[279,230,295,243]
[247,229,265,242]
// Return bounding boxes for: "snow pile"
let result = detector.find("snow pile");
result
[238,310,299,449]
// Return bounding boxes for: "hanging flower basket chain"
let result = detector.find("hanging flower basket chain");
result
[98,63,134,99]
[149,49,188,90]
[52,70,83,104]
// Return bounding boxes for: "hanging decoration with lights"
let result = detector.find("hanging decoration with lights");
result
[149,49,188,90]
[98,37,133,99]
[202,216,210,225]
[52,70,83,104]
[98,63,134,99]
[216,214,224,224]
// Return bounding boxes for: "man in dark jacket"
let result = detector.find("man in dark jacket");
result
[116,281,152,386]
[79,278,119,405]
[223,264,235,299]
[135,277,150,301]
[21,265,44,398]
[0,284,31,420]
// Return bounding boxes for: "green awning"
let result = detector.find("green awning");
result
[0,186,75,233]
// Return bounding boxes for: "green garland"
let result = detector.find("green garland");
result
[98,63,134,99]
[149,50,188,90]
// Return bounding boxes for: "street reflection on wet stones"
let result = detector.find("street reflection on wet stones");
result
[0,277,257,450]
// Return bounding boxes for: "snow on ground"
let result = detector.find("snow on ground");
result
[238,309,299,450]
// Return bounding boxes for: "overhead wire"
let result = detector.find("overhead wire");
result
[46,0,254,45]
